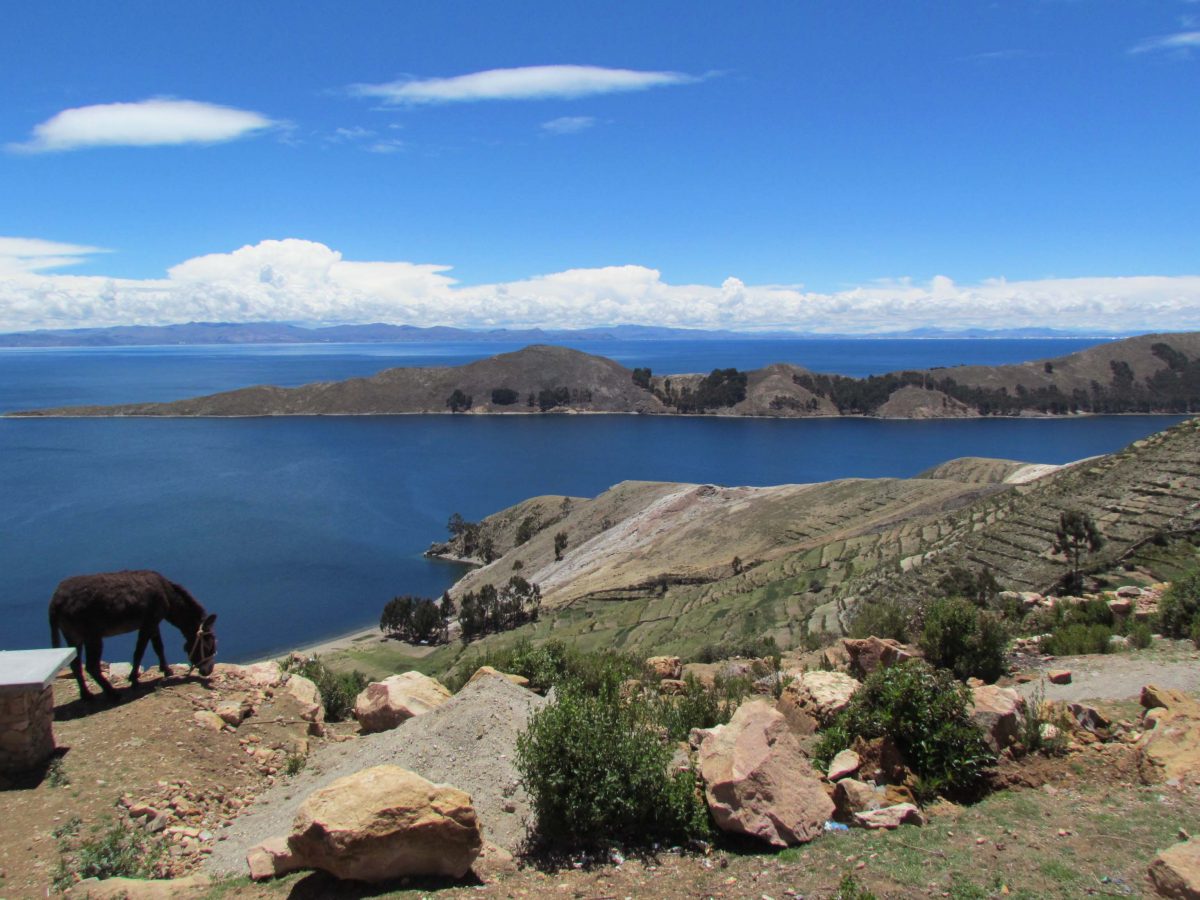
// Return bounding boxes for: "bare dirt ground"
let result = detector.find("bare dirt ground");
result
[1015,642,1200,704]
[3,649,1199,899]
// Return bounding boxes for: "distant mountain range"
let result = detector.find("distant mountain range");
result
[0,321,1135,347]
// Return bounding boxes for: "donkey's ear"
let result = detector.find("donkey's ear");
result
[203,613,218,629]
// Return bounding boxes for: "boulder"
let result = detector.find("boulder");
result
[697,700,833,846]
[216,700,249,727]
[1108,597,1134,617]
[827,749,861,782]
[853,803,926,830]
[970,685,1027,752]
[832,778,881,821]
[1047,669,1072,685]
[287,765,482,881]
[230,661,285,687]
[1149,836,1200,899]
[658,678,688,696]
[843,637,916,679]
[1136,686,1200,783]
[1067,703,1110,734]
[820,641,853,673]
[465,666,530,689]
[850,735,908,786]
[283,674,325,725]
[353,671,452,733]
[246,835,304,881]
[780,671,860,725]
[645,655,683,679]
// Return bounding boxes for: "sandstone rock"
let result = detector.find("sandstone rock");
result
[645,655,683,679]
[1048,669,1072,685]
[288,765,482,881]
[465,666,530,689]
[1143,685,1196,711]
[234,661,285,687]
[820,641,853,673]
[970,685,1027,752]
[283,674,325,725]
[216,700,249,727]
[474,840,518,881]
[780,671,860,725]
[658,678,688,696]
[853,803,926,830]
[850,735,908,786]
[353,671,451,733]
[832,778,881,821]
[1068,702,1110,734]
[1108,597,1134,617]
[1040,723,1061,743]
[843,637,916,679]
[68,874,211,898]
[246,835,304,881]
[1149,836,1200,899]
[1137,687,1200,783]
[1115,585,1144,599]
[697,699,833,846]
[192,710,225,732]
[827,749,861,782]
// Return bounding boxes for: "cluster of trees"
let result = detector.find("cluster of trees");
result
[658,368,749,413]
[791,343,1200,416]
[459,575,542,641]
[446,389,472,412]
[491,387,519,405]
[380,593,453,644]
[447,513,496,562]
[531,386,593,411]
[631,367,653,389]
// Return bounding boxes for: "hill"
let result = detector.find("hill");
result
[10,332,1200,418]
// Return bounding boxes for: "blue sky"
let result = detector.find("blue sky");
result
[1,1,1198,333]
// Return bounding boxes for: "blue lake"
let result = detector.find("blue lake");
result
[0,339,1183,662]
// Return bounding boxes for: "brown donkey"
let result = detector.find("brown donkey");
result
[49,570,218,700]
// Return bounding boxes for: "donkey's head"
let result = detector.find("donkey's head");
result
[185,613,218,676]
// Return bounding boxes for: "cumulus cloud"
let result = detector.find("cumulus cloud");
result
[1,237,1198,334]
[351,65,696,105]
[1130,30,1200,53]
[8,99,278,153]
[541,116,597,135]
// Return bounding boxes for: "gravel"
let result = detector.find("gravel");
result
[206,671,546,874]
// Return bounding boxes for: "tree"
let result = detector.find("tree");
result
[447,512,468,538]
[1054,510,1104,592]
[554,531,568,561]
[446,389,472,413]
[491,387,519,405]
[631,367,652,389]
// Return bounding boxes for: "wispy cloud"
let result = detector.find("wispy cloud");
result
[1129,30,1200,54]
[0,237,107,275]
[541,115,597,135]
[351,65,697,106]
[3,237,1199,334]
[7,99,279,153]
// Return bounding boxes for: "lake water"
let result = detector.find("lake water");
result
[0,339,1184,662]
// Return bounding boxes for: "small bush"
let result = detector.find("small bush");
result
[54,819,166,891]
[516,680,710,850]
[833,873,879,900]
[919,597,1008,682]
[1041,623,1113,656]
[815,660,995,800]
[282,656,369,722]
[1128,621,1153,650]
[1191,616,1200,650]
[848,601,911,643]
[1019,681,1069,756]
[646,674,744,741]
[448,638,640,695]
[691,635,781,665]
[1158,569,1200,638]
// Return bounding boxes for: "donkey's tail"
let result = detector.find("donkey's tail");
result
[49,608,62,648]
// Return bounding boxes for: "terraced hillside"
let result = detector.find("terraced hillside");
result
[425,418,1200,663]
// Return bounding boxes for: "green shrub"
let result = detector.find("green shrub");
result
[1158,570,1200,638]
[1128,621,1153,650]
[919,597,1008,682]
[848,601,911,642]
[815,660,995,800]
[833,873,879,900]
[54,819,166,890]
[448,638,640,695]
[1041,623,1113,656]
[1191,616,1200,650]
[516,680,710,850]
[646,674,744,741]
[691,635,781,664]
[282,656,369,722]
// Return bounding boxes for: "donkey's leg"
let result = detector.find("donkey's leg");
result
[70,643,92,700]
[84,636,119,700]
[130,627,152,687]
[150,626,170,677]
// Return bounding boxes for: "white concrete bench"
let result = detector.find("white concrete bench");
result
[0,648,76,773]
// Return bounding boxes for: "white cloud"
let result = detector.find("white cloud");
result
[8,99,278,153]
[1,237,1199,334]
[351,65,696,105]
[541,116,597,135]
[1130,30,1200,53]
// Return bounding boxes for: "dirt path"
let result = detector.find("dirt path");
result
[1015,643,1200,704]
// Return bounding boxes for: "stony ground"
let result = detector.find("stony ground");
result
[4,648,1200,899]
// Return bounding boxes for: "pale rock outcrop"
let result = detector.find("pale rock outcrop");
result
[697,700,833,847]
[970,685,1027,752]
[1138,685,1200,783]
[353,671,452,733]
[826,749,862,782]
[843,637,916,679]
[1149,836,1200,899]
[465,666,530,689]
[246,836,304,881]
[645,655,683,679]
[1048,669,1072,685]
[853,803,927,830]
[283,674,325,726]
[780,671,860,725]
[287,765,482,882]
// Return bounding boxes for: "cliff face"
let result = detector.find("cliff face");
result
[10,333,1200,418]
